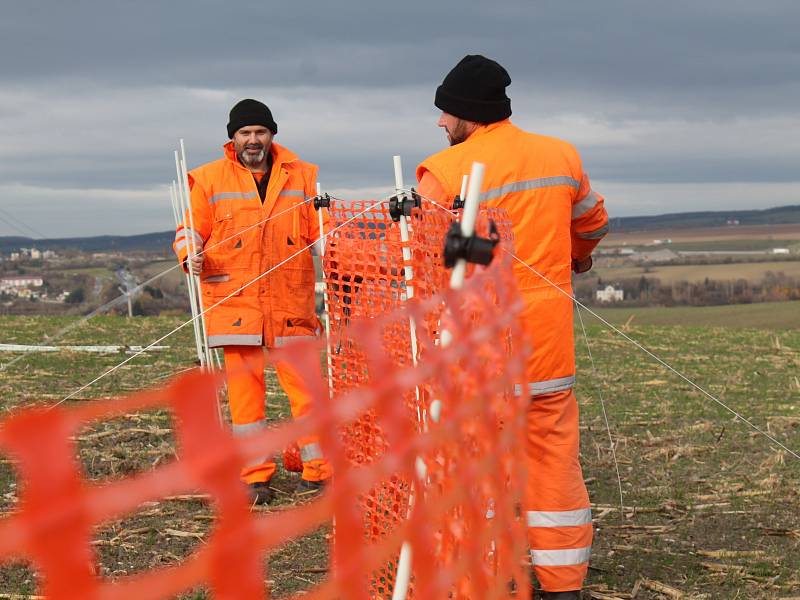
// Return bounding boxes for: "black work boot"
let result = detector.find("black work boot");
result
[295,478,326,495]
[248,481,274,505]
[539,591,581,600]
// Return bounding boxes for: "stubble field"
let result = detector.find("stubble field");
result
[0,307,798,599]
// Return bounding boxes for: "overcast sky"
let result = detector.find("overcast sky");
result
[0,1,798,237]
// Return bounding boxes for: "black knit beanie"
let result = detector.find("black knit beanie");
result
[435,55,512,123]
[226,99,278,138]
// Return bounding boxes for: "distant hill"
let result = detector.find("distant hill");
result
[609,204,800,232]
[2,205,799,253]
[0,231,174,254]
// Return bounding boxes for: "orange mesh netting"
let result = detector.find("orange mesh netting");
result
[321,199,523,598]
[0,198,530,599]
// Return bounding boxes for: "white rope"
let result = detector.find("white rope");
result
[51,195,391,408]
[413,189,800,462]
[575,304,625,520]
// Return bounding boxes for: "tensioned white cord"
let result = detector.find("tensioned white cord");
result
[51,196,388,408]
[0,197,316,373]
[575,304,625,519]
[412,189,800,462]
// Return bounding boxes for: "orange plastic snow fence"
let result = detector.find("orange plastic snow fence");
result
[0,198,530,599]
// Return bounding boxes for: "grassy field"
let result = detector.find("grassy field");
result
[586,300,800,329]
[0,305,799,598]
[594,261,800,284]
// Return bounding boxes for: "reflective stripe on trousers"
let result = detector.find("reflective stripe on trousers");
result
[232,419,272,469]
[514,375,575,397]
[530,546,592,567]
[527,508,592,528]
[299,442,324,462]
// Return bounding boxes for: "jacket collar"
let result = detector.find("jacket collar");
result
[223,140,299,170]
[464,119,512,143]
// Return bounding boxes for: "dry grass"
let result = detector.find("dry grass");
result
[0,311,798,598]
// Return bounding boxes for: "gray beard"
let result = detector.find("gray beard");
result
[239,148,266,167]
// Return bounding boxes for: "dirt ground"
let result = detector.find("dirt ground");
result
[0,314,799,598]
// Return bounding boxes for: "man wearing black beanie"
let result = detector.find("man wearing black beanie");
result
[417,55,609,599]
[173,99,331,505]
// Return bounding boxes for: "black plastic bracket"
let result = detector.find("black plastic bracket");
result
[388,189,421,222]
[313,193,331,210]
[443,220,500,268]
[451,195,465,210]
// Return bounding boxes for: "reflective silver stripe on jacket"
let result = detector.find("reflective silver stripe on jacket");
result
[207,334,262,347]
[299,442,324,462]
[208,191,259,204]
[273,335,317,347]
[278,189,305,198]
[527,508,592,528]
[481,176,580,202]
[514,375,576,397]
[572,190,600,219]
[202,274,231,283]
[576,223,609,240]
[529,546,592,567]
[175,229,203,245]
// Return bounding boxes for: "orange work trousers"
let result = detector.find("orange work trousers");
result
[525,388,593,592]
[223,345,332,484]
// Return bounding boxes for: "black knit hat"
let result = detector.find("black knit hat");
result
[226,99,278,138]
[435,55,512,123]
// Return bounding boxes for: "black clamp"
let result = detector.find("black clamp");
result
[443,220,500,268]
[388,189,421,222]
[313,193,331,210]
[451,195,465,210]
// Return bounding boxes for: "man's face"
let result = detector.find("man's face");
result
[438,112,472,146]
[233,125,273,169]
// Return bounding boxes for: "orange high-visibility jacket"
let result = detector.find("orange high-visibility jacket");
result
[417,119,608,394]
[173,141,321,348]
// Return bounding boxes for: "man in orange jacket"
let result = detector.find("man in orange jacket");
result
[417,56,608,598]
[173,99,331,504]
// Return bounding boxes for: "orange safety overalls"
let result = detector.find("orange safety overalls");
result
[417,119,608,592]
[174,141,331,484]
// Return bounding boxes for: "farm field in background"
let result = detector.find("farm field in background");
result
[593,261,800,285]
[0,307,798,598]
[587,299,800,329]
[604,223,800,247]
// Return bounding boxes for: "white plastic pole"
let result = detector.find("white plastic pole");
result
[170,180,205,367]
[178,141,212,369]
[435,162,485,419]
[459,174,469,206]
[391,155,425,600]
[448,162,484,291]
[316,182,335,400]
[392,156,422,422]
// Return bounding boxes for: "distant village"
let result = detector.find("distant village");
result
[1,229,798,315]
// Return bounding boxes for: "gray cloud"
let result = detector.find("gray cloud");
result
[0,1,799,236]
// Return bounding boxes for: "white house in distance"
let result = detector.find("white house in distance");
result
[596,284,624,303]
[1,275,43,289]
[0,275,44,299]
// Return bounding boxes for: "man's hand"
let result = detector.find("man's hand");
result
[571,256,593,274]
[187,252,204,273]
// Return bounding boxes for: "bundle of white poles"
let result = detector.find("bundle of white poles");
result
[168,140,220,370]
